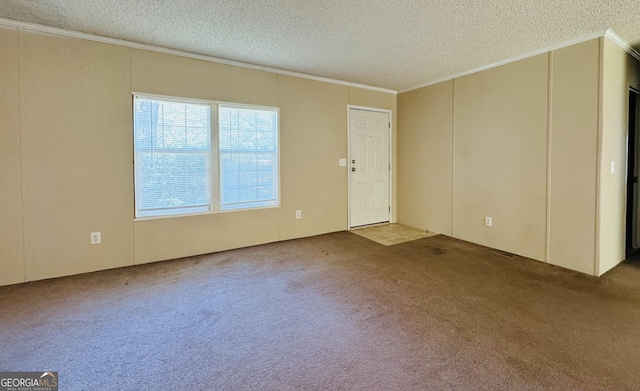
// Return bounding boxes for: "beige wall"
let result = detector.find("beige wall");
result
[598,38,640,275]
[0,26,23,286]
[130,49,277,106]
[548,40,600,274]
[455,55,549,261]
[276,75,349,240]
[0,28,396,285]
[4,24,637,283]
[397,81,453,234]
[398,55,550,262]
[20,31,135,281]
[349,86,395,110]
[397,38,608,274]
[134,209,279,264]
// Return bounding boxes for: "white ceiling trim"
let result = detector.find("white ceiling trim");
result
[400,29,614,94]
[3,17,638,97]
[605,29,640,62]
[0,17,397,95]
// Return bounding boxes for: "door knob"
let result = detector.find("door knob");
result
[351,167,357,172]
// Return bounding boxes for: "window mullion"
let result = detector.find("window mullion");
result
[210,103,221,211]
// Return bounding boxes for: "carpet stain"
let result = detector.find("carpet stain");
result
[286,280,305,292]
[196,309,219,326]
[427,246,447,256]
[213,257,233,267]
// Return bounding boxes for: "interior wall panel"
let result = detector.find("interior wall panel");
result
[20,31,134,281]
[454,54,549,261]
[397,81,453,234]
[0,26,24,286]
[548,39,600,274]
[134,209,279,264]
[130,49,277,107]
[276,75,349,240]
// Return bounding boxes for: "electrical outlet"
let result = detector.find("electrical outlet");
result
[90,232,101,245]
[295,210,302,219]
[484,217,492,227]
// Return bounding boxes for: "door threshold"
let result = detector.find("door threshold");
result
[349,222,390,230]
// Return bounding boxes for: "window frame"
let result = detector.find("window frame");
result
[132,93,280,221]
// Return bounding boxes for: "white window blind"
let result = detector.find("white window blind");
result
[134,97,211,217]
[219,106,278,209]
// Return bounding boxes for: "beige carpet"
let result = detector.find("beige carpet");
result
[350,223,437,245]
[1,232,640,390]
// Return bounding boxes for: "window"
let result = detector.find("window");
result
[133,95,279,218]
[219,106,279,209]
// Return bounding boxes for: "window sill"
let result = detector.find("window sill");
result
[133,203,280,222]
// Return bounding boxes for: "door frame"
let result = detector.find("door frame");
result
[347,105,393,229]
[626,87,640,255]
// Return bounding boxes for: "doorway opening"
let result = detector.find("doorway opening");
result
[626,88,639,257]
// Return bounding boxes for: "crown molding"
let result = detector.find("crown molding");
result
[3,16,635,96]
[400,29,610,93]
[0,17,397,95]
[604,29,640,62]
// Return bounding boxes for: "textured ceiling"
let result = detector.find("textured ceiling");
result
[1,0,640,91]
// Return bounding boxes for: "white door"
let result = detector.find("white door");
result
[349,108,390,227]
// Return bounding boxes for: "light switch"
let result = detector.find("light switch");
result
[611,161,615,173]
[339,158,347,167]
